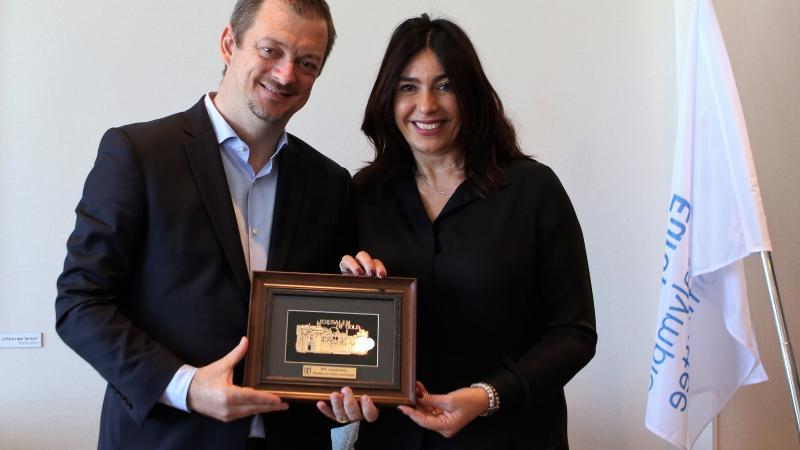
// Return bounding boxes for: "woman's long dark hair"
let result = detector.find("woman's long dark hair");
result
[355,14,529,195]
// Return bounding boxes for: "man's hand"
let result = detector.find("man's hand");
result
[316,386,379,424]
[187,337,288,422]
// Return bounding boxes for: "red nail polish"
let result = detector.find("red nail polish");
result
[356,268,365,276]
[378,271,386,278]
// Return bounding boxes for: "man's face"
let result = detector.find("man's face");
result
[222,0,328,126]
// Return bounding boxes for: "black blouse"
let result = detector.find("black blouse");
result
[355,159,596,450]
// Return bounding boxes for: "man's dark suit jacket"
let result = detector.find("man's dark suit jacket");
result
[56,98,352,450]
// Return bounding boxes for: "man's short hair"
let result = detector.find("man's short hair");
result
[230,0,336,67]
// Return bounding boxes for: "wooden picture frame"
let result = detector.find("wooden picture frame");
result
[244,271,417,406]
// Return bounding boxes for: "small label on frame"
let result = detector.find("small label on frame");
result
[302,365,357,380]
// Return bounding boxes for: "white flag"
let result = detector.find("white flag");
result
[645,0,772,448]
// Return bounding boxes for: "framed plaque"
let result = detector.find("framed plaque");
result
[244,271,417,406]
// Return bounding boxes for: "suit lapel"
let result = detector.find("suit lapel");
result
[182,99,250,299]
[267,136,307,270]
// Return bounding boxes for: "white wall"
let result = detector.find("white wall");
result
[0,1,796,449]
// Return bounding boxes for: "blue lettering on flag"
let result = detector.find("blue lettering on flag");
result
[661,194,691,285]
[650,193,699,414]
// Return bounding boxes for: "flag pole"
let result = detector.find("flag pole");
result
[760,250,800,440]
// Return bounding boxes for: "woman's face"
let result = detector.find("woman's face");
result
[393,49,461,159]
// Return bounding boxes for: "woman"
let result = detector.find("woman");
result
[325,14,597,449]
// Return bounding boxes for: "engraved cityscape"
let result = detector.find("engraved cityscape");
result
[295,319,376,356]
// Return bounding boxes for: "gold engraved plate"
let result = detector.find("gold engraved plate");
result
[295,319,376,356]
[302,365,357,380]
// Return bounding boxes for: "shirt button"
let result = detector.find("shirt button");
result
[252,227,259,235]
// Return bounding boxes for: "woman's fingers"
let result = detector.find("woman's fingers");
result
[397,385,484,439]
[372,258,387,278]
[339,252,387,277]
[355,251,376,276]
[338,254,364,276]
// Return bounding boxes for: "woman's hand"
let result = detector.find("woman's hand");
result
[397,381,488,438]
[339,251,386,278]
[316,387,380,424]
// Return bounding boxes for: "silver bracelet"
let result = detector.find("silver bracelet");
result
[470,382,500,416]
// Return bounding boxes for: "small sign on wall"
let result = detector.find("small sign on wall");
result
[0,333,42,348]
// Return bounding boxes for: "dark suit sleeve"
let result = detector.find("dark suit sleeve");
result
[484,165,597,409]
[56,128,184,425]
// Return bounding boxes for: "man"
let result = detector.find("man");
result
[55,1,362,448]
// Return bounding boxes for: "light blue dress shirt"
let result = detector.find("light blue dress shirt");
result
[208,94,286,275]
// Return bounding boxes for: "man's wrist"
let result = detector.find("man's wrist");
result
[159,364,198,412]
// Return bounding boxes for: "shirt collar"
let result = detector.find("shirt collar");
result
[203,92,288,155]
